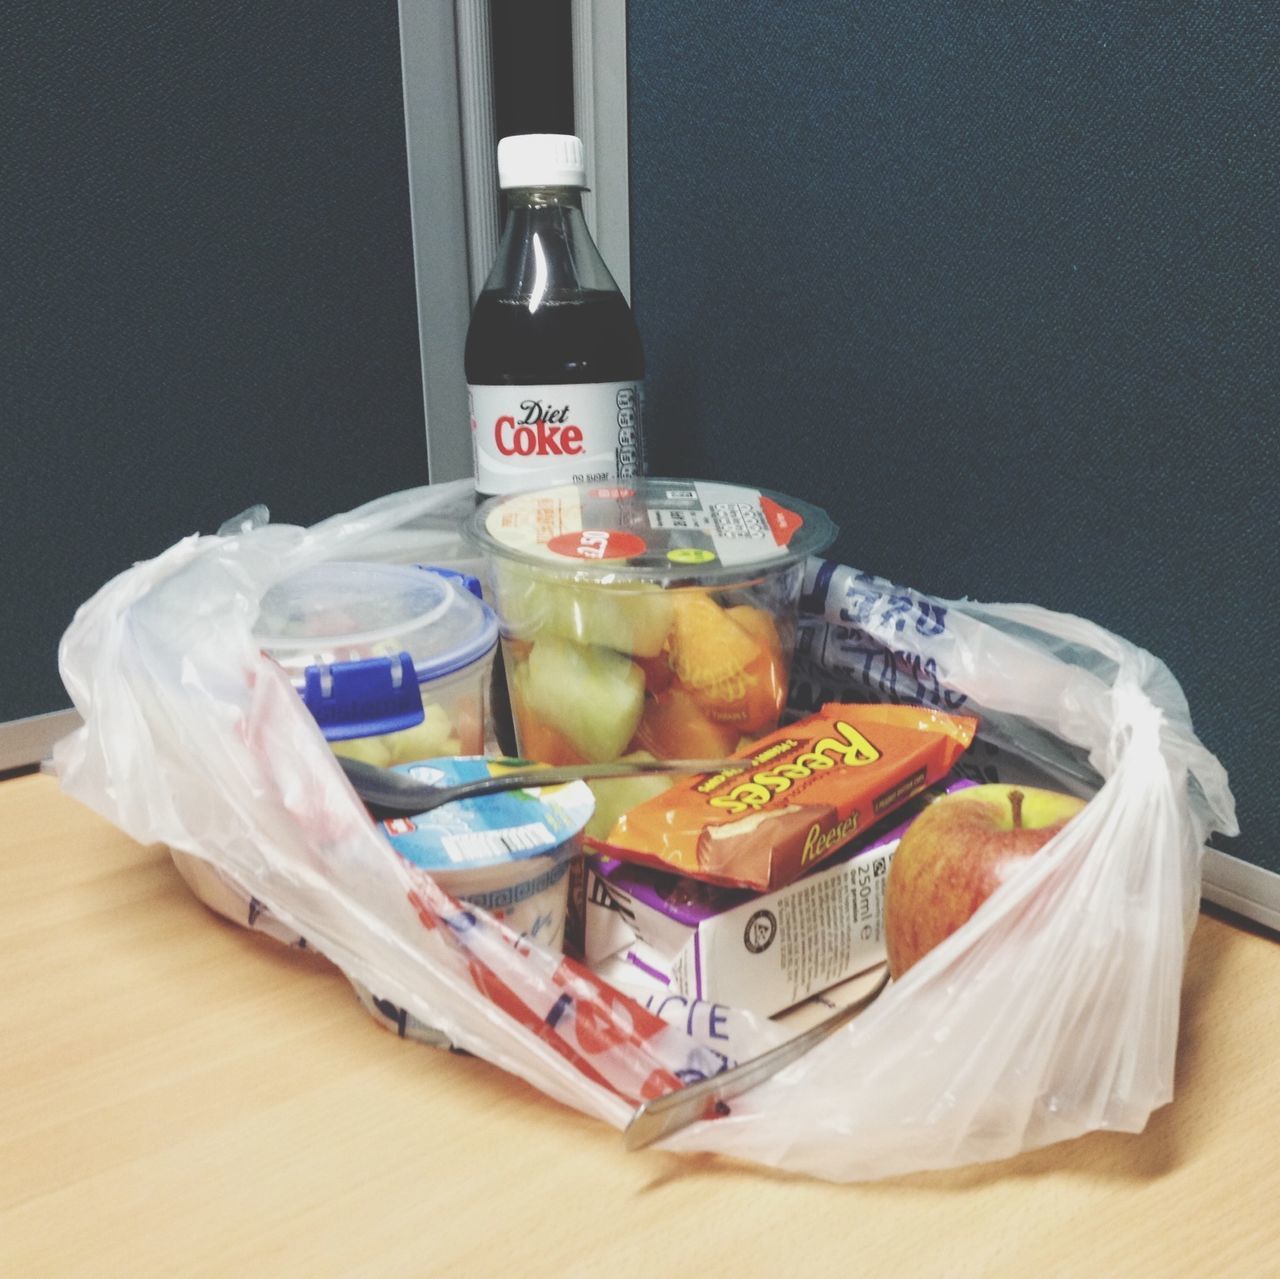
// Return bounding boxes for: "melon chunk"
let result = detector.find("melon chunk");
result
[554,582,675,657]
[584,751,675,841]
[520,637,645,763]
[495,566,675,657]
[379,703,462,766]
[330,733,393,769]
[509,662,588,765]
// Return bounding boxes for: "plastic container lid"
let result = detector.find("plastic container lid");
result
[468,478,838,584]
[497,133,587,190]
[380,757,595,872]
[255,562,498,740]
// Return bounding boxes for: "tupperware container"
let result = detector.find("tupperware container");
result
[468,479,837,765]
[254,562,499,766]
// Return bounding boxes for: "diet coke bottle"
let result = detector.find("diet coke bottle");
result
[465,133,645,496]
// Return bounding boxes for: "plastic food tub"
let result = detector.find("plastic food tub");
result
[253,561,499,765]
[469,479,836,765]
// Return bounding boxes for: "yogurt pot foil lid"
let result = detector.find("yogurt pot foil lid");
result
[378,757,595,871]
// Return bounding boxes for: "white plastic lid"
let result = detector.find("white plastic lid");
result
[469,478,838,585]
[255,562,498,686]
[497,134,586,190]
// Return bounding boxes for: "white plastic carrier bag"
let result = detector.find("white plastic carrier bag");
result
[56,480,1237,1182]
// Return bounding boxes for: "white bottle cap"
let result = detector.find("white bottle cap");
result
[497,134,587,190]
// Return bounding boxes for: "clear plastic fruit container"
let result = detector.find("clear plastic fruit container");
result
[468,479,837,766]
[254,561,499,766]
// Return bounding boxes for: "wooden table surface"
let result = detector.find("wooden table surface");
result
[3,771,1278,1278]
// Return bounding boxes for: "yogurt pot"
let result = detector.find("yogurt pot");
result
[254,561,499,766]
[352,756,595,1046]
[468,479,837,766]
[377,756,595,948]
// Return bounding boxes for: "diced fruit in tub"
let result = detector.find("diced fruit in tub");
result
[666,593,760,688]
[519,638,645,763]
[449,699,484,755]
[665,595,786,733]
[726,604,784,658]
[380,703,463,767]
[330,733,394,769]
[631,686,742,760]
[635,651,674,695]
[510,664,587,766]
[584,751,675,841]
[497,567,675,658]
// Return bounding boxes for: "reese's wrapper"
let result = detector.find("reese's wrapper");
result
[594,703,978,892]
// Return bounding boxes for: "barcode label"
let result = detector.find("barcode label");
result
[441,821,558,864]
[649,508,715,531]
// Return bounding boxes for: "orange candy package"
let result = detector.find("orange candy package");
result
[594,703,979,892]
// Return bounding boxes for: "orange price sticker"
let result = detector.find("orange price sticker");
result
[547,529,647,561]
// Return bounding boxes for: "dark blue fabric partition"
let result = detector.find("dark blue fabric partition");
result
[628,3,1277,871]
[2,1,427,731]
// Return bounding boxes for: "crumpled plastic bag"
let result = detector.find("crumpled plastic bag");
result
[55,481,1236,1181]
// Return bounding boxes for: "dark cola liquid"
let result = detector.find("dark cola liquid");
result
[469,290,643,750]
[464,289,644,384]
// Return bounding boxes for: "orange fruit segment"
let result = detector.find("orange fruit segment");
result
[666,592,760,691]
[725,604,783,657]
[631,687,742,760]
[713,605,788,732]
[635,651,674,695]
[665,595,787,735]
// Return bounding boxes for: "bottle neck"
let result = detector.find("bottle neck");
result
[502,186,585,211]
[484,187,618,301]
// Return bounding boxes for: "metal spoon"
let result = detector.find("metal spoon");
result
[337,753,744,819]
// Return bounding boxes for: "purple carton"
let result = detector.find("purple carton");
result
[585,777,975,1016]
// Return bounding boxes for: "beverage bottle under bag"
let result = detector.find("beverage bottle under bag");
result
[466,134,645,496]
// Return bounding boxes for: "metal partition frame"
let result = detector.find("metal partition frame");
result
[572,0,633,299]
[1,710,80,773]
[399,0,482,483]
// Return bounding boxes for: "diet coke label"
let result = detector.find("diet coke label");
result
[469,381,644,495]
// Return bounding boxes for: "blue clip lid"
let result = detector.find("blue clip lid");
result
[255,562,498,740]
[301,651,427,740]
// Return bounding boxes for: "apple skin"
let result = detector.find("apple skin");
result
[884,784,1088,979]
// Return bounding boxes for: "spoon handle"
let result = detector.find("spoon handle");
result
[622,967,891,1151]
[338,754,743,817]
